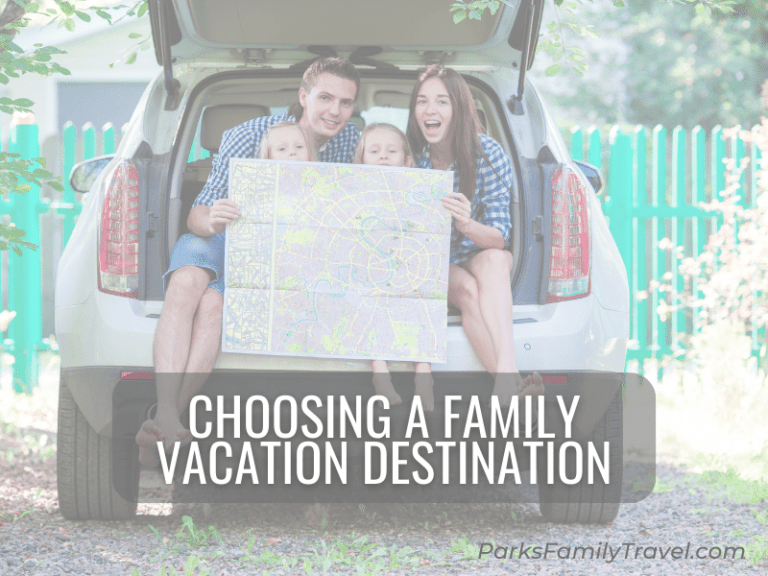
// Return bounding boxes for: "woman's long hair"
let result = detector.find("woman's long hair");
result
[406,65,484,200]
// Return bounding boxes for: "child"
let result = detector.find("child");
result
[258,120,317,161]
[136,121,317,469]
[355,123,434,411]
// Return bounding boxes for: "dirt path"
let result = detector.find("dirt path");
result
[1,373,766,575]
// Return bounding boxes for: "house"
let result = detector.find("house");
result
[6,12,160,340]
[10,11,161,144]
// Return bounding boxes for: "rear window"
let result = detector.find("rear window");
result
[361,107,410,133]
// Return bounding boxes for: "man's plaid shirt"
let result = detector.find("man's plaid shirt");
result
[192,113,360,208]
[416,133,516,264]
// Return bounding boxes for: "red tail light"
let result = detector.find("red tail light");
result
[547,165,590,303]
[98,160,139,298]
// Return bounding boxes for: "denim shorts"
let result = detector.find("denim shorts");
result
[162,232,226,295]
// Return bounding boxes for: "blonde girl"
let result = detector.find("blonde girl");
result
[258,120,317,161]
[355,123,434,410]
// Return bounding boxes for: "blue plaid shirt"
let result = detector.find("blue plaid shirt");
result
[192,113,360,207]
[417,134,516,264]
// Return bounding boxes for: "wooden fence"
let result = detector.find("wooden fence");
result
[568,124,763,374]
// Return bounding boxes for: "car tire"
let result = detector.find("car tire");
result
[57,380,140,520]
[537,385,622,524]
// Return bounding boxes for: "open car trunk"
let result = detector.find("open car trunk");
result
[150,0,542,70]
[141,0,547,309]
[139,69,540,313]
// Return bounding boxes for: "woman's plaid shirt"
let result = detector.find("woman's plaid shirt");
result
[417,133,516,264]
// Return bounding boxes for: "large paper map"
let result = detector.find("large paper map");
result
[223,159,453,362]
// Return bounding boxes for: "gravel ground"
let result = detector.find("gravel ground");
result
[1,368,766,576]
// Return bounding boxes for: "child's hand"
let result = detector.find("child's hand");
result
[441,192,472,235]
[208,199,241,234]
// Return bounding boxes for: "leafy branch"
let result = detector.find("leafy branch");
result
[449,0,500,24]
[450,0,743,78]
[0,0,148,254]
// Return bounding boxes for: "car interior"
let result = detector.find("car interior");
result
[166,75,523,318]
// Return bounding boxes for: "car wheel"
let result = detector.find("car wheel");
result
[538,384,623,524]
[57,380,139,520]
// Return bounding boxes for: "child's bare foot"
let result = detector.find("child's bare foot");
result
[135,419,164,468]
[372,373,402,406]
[414,372,434,412]
[491,372,524,408]
[519,372,544,396]
[155,410,192,451]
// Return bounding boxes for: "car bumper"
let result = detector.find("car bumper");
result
[57,290,628,435]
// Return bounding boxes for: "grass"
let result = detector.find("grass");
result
[3,345,767,572]
[137,515,493,576]
[654,321,768,485]
[751,509,768,526]
[746,536,768,566]
[632,472,676,494]
[653,321,768,548]
[175,515,222,548]
[653,476,675,493]
[697,468,768,506]
[449,537,479,560]
[0,487,44,523]
[236,534,447,575]
[639,321,768,567]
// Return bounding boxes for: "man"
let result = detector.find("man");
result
[136,57,361,466]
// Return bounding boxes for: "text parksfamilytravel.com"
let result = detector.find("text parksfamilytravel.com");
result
[477,542,746,562]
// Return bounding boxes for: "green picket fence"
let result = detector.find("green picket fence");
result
[0,122,762,391]
[1,122,118,392]
[568,124,763,375]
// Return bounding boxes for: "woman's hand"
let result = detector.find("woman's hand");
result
[441,192,472,235]
[208,199,241,235]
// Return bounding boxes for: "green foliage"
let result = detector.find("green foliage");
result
[450,0,500,24]
[745,535,768,566]
[451,0,591,76]
[0,151,64,254]
[0,31,70,87]
[699,467,768,506]
[659,113,768,366]
[452,0,761,128]
[449,537,480,560]
[0,0,148,254]
[451,1,740,80]
[229,532,448,575]
[175,515,222,549]
[622,0,768,128]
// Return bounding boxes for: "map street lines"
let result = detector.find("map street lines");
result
[223,159,452,362]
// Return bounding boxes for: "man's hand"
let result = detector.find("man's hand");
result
[207,199,241,234]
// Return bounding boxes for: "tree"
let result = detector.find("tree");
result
[0,0,147,254]
[452,0,758,128]
[626,1,767,129]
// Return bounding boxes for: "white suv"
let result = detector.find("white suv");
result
[55,0,629,522]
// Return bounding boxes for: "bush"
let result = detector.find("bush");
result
[661,79,768,374]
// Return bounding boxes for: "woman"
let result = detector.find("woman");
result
[406,65,542,404]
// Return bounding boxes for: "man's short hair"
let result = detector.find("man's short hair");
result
[301,57,361,99]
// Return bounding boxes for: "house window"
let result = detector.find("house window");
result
[57,82,148,132]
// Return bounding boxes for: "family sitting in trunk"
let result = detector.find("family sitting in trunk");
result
[136,58,542,468]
